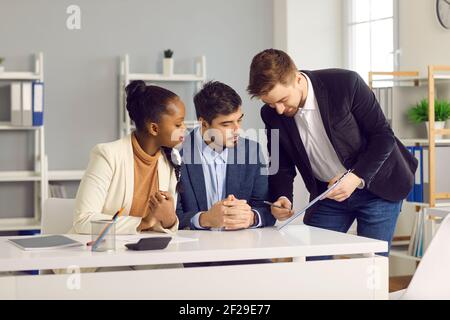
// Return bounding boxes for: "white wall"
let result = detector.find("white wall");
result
[399,0,450,74]
[287,0,343,70]
[274,0,344,69]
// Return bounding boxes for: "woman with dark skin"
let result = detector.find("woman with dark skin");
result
[72,81,186,234]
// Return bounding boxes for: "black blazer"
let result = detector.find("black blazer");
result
[261,69,418,214]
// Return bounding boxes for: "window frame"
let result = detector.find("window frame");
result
[344,0,400,81]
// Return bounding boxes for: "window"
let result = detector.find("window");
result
[346,0,398,82]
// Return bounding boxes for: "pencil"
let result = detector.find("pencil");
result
[86,207,125,246]
[263,201,292,210]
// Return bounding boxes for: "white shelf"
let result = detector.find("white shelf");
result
[48,170,84,181]
[0,218,41,232]
[401,138,450,145]
[0,122,41,131]
[128,73,205,82]
[426,206,450,219]
[390,248,422,262]
[0,171,42,182]
[0,72,41,81]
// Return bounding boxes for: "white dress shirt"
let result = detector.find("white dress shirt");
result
[294,73,348,183]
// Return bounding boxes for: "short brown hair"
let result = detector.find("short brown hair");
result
[247,49,298,98]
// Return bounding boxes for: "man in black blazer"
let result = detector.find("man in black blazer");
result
[247,49,418,255]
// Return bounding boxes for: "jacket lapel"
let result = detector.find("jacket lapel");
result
[184,130,209,212]
[186,164,208,212]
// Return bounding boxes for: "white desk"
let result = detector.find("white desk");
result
[0,225,388,300]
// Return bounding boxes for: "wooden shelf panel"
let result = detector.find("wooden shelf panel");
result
[400,138,450,146]
[435,129,450,136]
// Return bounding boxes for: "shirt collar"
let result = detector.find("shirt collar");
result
[195,127,228,164]
[300,72,316,111]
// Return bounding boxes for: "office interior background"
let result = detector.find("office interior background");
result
[1,0,450,293]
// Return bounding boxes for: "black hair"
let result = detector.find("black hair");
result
[125,80,178,130]
[194,81,242,123]
[161,146,181,192]
[125,80,182,190]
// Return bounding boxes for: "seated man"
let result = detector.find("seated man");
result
[176,81,275,231]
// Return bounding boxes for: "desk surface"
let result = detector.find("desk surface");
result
[0,225,387,272]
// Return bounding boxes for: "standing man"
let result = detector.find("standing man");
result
[247,49,418,254]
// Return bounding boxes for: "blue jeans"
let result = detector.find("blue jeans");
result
[304,188,402,258]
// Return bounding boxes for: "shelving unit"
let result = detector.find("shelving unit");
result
[0,53,45,232]
[369,65,450,261]
[119,54,206,137]
[426,65,450,207]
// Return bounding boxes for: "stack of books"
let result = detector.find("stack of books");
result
[406,146,428,203]
[49,183,68,198]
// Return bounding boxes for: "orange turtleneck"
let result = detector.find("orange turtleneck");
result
[129,133,160,225]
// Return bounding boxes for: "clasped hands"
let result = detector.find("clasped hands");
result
[199,194,256,230]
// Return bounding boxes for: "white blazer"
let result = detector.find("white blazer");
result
[71,134,179,235]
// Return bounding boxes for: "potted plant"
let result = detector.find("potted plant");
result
[0,57,4,73]
[163,49,174,76]
[408,98,450,139]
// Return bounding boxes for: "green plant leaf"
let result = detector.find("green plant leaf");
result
[163,49,173,58]
[408,98,450,123]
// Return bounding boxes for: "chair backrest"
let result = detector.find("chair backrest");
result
[402,215,450,299]
[41,198,76,234]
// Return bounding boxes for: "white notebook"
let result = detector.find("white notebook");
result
[8,235,83,251]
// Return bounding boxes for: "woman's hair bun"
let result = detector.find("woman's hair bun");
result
[125,80,147,121]
[126,80,146,102]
